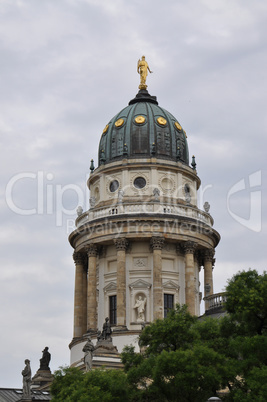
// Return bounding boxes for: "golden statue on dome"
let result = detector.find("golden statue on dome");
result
[137,56,153,90]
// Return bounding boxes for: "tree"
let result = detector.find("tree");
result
[225,269,267,336]
[50,366,132,402]
[140,345,231,402]
[221,270,267,400]
[50,270,267,401]
[122,306,235,401]
[121,270,267,401]
[138,304,197,354]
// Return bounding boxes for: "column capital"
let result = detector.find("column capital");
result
[204,248,215,263]
[114,238,129,251]
[184,241,197,255]
[176,243,184,256]
[150,236,165,250]
[85,244,98,257]
[195,250,203,270]
[73,251,86,265]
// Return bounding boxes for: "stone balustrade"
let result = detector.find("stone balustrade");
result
[75,202,213,228]
[204,292,227,314]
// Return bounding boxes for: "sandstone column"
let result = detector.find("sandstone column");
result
[184,241,197,315]
[86,244,98,331]
[114,238,128,327]
[151,236,165,320]
[73,252,86,338]
[82,256,88,335]
[204,248,215,311]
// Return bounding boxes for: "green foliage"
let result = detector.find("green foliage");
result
[50,366,85,401]
[224,366,267,402]
[122,306,236,401]
[121,270,267,401]
[192,316,230,354]
[139,304,197,354]
[225,269,267,335]
[121,345,145,373]
[147,345,232,402]
[51,366,131,402]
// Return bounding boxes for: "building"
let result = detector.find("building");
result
[68,60,220,368]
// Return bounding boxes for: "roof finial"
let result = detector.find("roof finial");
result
[137,56,153,90]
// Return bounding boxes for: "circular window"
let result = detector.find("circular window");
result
[161,177,174,192]
[109,180,119,192]
[134,177,146,189]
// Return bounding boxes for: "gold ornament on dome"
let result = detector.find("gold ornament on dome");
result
[137,55,153,90]
[135,115,146,124]
[157,117,167,126]
[103,124,109,134]
[115,118,124,127]
[175,122,182,131]
[184,130,187,138]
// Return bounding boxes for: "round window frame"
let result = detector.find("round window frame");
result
[109,180,120,193]
[133,176,147,189]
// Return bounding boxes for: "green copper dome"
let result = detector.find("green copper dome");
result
[98,89,189,166]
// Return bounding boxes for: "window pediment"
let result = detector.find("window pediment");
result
[129,279,151,289]
[103,281,116,293]
[163,280,180,290]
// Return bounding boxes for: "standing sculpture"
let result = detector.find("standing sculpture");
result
[134,295,147,322]
[39,347,51,371]
[82,336,95,371]
[21,359,32,399]
[102,317,112,341]
[137,56,153,90]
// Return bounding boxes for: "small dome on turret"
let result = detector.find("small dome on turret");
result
[98,89,189,166]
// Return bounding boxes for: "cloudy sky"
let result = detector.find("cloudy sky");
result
[0,0,266,388]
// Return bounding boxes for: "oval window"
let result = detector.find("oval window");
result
[109,180,119,192]
[134,177,146,189]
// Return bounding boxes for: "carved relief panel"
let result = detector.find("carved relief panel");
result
[133,257,148,269]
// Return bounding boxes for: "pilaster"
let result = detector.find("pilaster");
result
[114,238,129,327]
[86,244,98,331]
[151,236,165,320]
[184,241,197,315]
[73,252,86,338]
[204,248,215,310]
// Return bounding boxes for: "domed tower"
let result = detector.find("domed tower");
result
[69,59,220,368]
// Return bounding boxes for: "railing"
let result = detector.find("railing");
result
[75,202,213,228]
[204,292,227,313]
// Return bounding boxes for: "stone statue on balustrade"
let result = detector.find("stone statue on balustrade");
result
[39,347,51,371]
[82,336,95,371]
[102,317,112,341]
[94,317,118,354]
[21,359,32,400]
[30,347,53,390]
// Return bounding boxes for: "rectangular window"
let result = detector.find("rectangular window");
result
[164,294,174,318]
[109,295,117,325]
